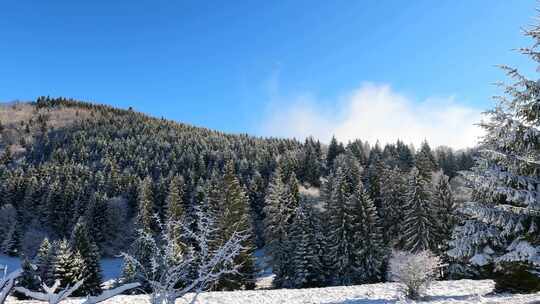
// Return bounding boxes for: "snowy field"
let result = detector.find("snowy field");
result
[6,280,540,303]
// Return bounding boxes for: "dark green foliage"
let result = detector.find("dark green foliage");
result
[71,220,103,296]
[14,257,41,299]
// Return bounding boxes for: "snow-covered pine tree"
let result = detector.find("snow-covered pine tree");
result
[346,183,387,284]
[14,257,40,299]
[35,238,54,285]
[212,161,256,290]
[448,12,540,292]
[263,168,295,287]
[322,167,354,285]
[379,166,407,248]
[165,175,185,223]
[415,141,438,180]
[136,176,156,234]
[432,172,457,255]
[84,192,108,252]
[50,240,85,289]
[290,201,324,288]
[71,220,102,296]
[401,167,438,253]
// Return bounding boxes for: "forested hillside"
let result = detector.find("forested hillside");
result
[0,97,475,294]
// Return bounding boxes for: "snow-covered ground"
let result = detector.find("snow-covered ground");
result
[6,280,540,303]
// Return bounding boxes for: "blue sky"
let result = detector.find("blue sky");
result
[0,1,535,147]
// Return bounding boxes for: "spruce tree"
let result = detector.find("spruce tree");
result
[71,220,103,296]
[15,257,41,299]
[401,167,438,253]
[136,176,155,234]
[432,173,456,255]
[290,202,324,288]
[50,239,85,289]
[448,12,540,292]
[35,238,53,285]
[213,161,256,290]
[346,183,387,283]
[379,166,407,247]
[263,168,295,287]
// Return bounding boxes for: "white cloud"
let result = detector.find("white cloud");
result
[259,83,484,149]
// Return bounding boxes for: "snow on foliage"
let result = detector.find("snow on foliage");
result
[388,250,441,299]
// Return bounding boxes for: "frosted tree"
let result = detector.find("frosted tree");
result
[432,172,457,255]
[49,239,85,289]
[379,166,407,247]
[290,202,324,288]
[448,12,540,292]
[389,250,441,299]
[70,220,103,296]
[121,206,247,304]
[401,167,438,253]
[346,184,387,283]
[0,267,22,304]
[263,168,295,287]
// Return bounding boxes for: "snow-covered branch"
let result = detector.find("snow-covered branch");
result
[0,268,22,304]
[122,206,247,304]
[14,279,84,304]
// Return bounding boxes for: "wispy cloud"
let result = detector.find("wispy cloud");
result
[258,83,483,149]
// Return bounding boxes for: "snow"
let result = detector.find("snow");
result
[6,280,540,303]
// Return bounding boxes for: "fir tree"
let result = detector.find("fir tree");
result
[71,220,103,296]
[35,238,53,285]
[448,12,540,292]
[401,167,438,253]
[346,183,387,283]
[136,176,155,234]
[50,239,85,289]
[263,168,295,287]
[14,257,41,299]
[379,166,407,247]
[212,161,256,290]
[290,202,324,288]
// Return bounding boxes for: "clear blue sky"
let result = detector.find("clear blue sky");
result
[0,1,535,138]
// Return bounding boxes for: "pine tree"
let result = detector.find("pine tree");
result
[263,168,295,287]
[448,12,540,292]
[290,202,324,288]
[212,161,256,290]
[71,220,103,296]
[326,136,344,171]
[415,141,438,180]
[35,238,53,285]
[136,176,155,234]
[165,175,185,223]
[14,257,41,299]
[401,167,438,253]
[379,166,407,247]
[432,172,456,255]
[50,239,85,289]
[346,183,387,283]
[84,191,108,251]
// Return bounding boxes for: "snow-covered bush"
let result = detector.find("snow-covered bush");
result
[388,251,441,299]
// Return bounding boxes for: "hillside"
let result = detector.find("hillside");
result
[0,97,474,259]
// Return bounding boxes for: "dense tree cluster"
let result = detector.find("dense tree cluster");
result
[0,97,474,292]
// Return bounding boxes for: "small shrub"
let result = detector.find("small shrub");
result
[388,250,441,299]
